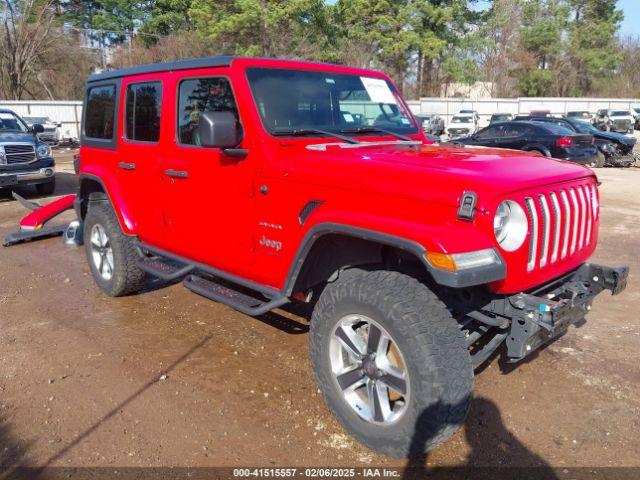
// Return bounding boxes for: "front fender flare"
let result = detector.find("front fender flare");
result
[283,222,505,294]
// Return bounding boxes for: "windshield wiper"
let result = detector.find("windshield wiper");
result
[272,128,359,144]
[340,126,412,142]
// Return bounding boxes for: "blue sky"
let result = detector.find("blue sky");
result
[618,0,638,37]
[472,0,637,37]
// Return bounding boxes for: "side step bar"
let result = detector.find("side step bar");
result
[183,274,289,317]
[135,242,290,316]
[136,256,194,281]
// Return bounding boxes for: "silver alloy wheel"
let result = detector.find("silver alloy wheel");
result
[329,314,410,425]
[90,223,114,281]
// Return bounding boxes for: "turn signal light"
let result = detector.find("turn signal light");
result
[425,252,457,272]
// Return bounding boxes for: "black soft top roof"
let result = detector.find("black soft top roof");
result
[87,55,236,83]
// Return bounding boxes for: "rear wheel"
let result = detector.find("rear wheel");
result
[83,201,145,296]
[309,269,473,458]
[35,178,56,195]
[528,148,548,157]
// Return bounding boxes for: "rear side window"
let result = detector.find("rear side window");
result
[177,77,238,146]
[125,82,162,142]
[85,85,116,139]
[538,123,574,136]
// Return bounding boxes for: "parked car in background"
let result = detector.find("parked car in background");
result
[565,111,594,124]
[489,113,513,124]
[415,113,445,136]
[459,109,480,125]
[22,116,62,145]
[448,114,478,138]
[0,109,56,194]
[594,109,635,133]
[517,115,637,168]
[632,108,640,129]
[453,121,599,166]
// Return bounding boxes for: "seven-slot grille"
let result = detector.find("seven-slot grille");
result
[523,182,597,272]
[2,144,36,164]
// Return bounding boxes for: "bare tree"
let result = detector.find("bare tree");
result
[0,0,60,99]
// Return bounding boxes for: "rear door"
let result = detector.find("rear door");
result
[499,124,529,150]
[117,77,165,239]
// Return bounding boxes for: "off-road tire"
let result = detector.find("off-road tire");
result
[36,178,56,195]
[309,268,473,458]
[83,201,145,296]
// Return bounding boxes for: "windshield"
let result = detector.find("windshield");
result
[492,115,511,121]
[246,68,417,136]
[23,116,49,124]
[0,112,29,132]
[611,111,630,116]
[535,123,575,135]
[452,117,472,123]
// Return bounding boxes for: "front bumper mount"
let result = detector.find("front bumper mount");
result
[470,263,629,364]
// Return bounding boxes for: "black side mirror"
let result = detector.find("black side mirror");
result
[198,111,239,149]
[32,124,45,134]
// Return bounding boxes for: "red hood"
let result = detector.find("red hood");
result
[269,140,597,211]
[317,143,595,194]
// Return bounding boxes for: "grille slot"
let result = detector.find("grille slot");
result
[522,182,597,272]
[525,198,538,272]
[538,195,551,268]
[549,192,561,264]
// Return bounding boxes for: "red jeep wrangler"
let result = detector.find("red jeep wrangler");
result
[76,57,628,457]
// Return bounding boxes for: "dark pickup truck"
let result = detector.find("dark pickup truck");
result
[0,109,56,194]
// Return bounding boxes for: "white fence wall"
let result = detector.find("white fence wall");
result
[407,97,640,129]
[0,100,82,140]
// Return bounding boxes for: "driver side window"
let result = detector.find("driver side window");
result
[177,77,238,146]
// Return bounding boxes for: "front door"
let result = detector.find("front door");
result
[160,75,255,276]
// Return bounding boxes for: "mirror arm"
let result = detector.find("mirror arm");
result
[222,148,249,159]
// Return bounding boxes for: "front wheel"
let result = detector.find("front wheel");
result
[589,152,606,168]
[309,269,473,458]
[83,201,146,296]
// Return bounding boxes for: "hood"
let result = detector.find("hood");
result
[0,132,36,143]
[593,130,637,145]
[609,115,634,121]
[297,142,594,206]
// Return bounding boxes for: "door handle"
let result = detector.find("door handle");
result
[118,162,136,170]
[165,169,189,179]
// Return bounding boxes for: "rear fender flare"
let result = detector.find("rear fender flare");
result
[78,172,137,235]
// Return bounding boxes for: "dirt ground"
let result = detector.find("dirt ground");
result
[0,147,639,475]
